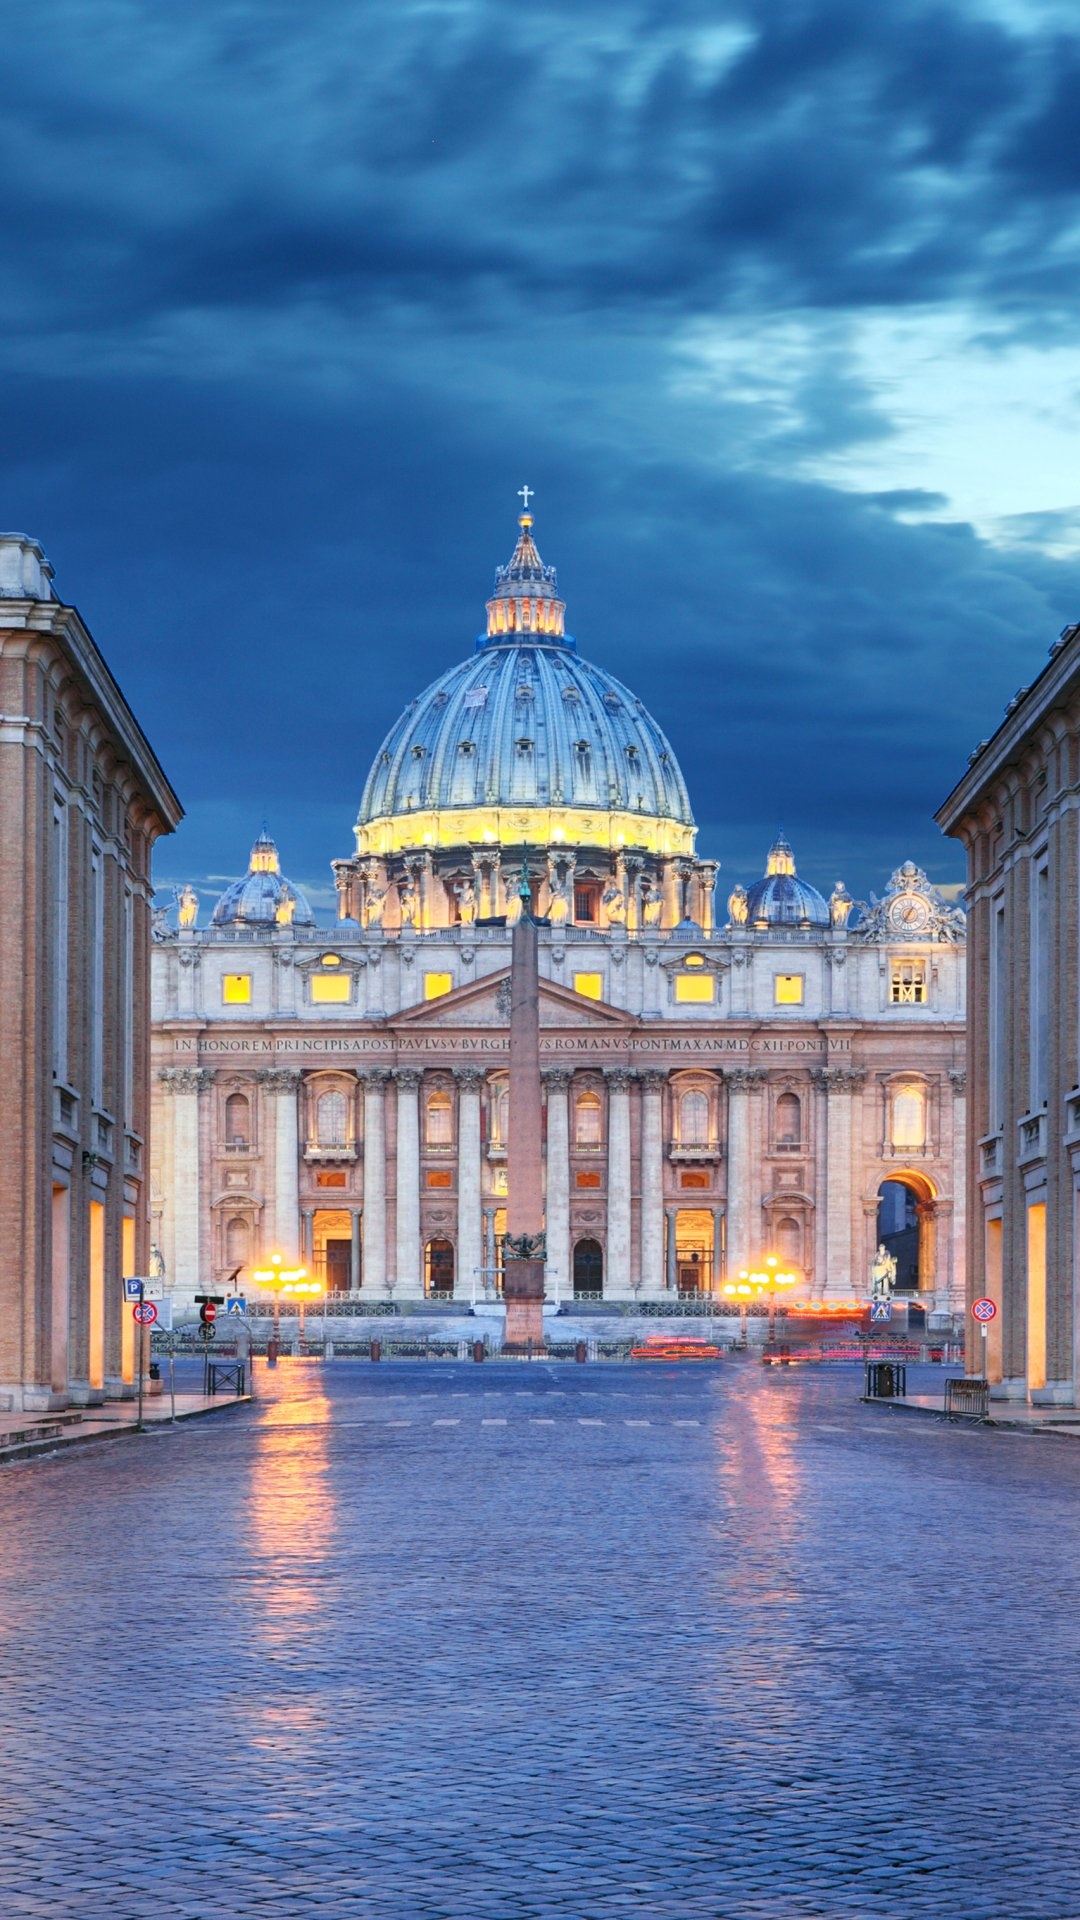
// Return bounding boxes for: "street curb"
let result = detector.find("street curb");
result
[862,1394,1080,1437]
[0,1394,253,1467]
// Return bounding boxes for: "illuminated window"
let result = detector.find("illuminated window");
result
[316,1091,348,1148]
[680,1170,710,1189]
[316,1171,347,1189]
[222,973,252,1005]
[574,972,603,1001]
[426,1168,453,1188]
[426,1091,453,1147]
[575,1169,602,1189]
[311,971,350,1003]
[424,971,453,1000]
[574,887,598,923]
[224,1092,250,1146]
[891,961,927,1005]
[679,1090,709,1145]
[774,974,804,1006]
[683,952,705,968]
[675,974,714,1003]
[575,1091,602,1148]
[891,1083,926,1150]
[776,1091,801,1147]
[320,952,342,967]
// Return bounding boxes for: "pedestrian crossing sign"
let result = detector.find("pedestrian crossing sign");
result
[226,1297,247,1314]
[870,1299,892,1323]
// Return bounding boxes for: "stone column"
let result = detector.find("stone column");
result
[817,1067,865,1297]
[724,1068,763,1280]
[360,1069,390,1298]
[639,1071,666,1299]
[483,1207,497,1295]
[542,1067,572,1303]
[350,1209,362,1292]
[605,1069,635,1298]
[257,1068,302,1260]
[665,1205,678,1293]
[301,1207,314,1267]
[712,1206,725,1290]
[454,1067,484,1301]
[159,1067,213,1294]
[394,1067,423,1298]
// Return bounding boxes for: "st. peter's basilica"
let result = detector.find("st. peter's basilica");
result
[151,509,967,1317]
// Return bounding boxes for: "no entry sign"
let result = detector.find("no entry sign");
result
[133,1301,158,1326]
[972,1297,997,1323]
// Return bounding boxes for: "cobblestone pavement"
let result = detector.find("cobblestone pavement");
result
[3,1358,1080,1920]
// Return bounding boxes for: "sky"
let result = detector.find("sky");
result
[5,0,1080,919]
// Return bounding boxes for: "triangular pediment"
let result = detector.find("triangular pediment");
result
[394,967,629,1029]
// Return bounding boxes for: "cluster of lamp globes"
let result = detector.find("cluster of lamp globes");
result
[250,1250,323,1296]
[723,1255,798,1299]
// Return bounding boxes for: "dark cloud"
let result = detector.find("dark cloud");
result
[1,0,1078,916]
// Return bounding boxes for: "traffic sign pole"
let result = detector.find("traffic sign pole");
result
[136,1279,144,1431]
[971,1297,997,1382]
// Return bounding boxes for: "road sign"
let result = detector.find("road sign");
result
[199,1324,216,1341]
[870,1299,893,1323]
[133,1301,158,1326]
[194,1294,225,1305]
[200,1302,217,1326]
[226,1298,247,1315]
[972,1297,997,1323]
[123,1277,148,1301]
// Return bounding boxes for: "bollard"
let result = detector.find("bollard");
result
[266,1336,280,1367]
[473,1339,485,1363]
[370,1339,381,1362]
[574,1341,587,1364]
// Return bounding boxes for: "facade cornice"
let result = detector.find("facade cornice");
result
[936,620,1080,832]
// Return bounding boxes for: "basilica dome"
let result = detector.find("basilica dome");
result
[355,513,695,859]
[744,833,829,929]
[211,831,315,928]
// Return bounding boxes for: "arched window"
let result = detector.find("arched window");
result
[426,1090,453,1147]
[776,1091,801,1147]
[776,1215,802,1266]
[679,1089,709,1146]
[224,1092,250,1146]
[225,1217,249,1267]
[891,1084,926,1150]
[575,1090,602,1148]
[489,1081,509,1148]
[316,1090,348,1148]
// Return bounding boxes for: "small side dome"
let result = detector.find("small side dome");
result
[744,832,829,929]
[211,831,315,928]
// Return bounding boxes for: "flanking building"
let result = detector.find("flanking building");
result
[152,511,966,1316]
[0,535,181,1411]
[938,611,1080,1403]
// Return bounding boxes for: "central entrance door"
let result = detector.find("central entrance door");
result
[573,1238,603,1298]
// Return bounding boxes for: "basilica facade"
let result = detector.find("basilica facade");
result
[151,511,967,1315]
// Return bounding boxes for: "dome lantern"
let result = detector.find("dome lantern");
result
[211,831,315,929]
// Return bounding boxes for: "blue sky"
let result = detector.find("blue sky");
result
[5,0,1080,916]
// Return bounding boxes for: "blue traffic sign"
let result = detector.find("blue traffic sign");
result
[226,1297,247,1315]
[870,1299,893,1323]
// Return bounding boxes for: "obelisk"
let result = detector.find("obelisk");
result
[502,868,546,1349]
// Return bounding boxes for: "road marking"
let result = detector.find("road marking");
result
[578,1418,604,1426]
[530,1417,556,1425]
[482,1418,507,1426]
[624,1419,651,1427]
[432,1419,460,1426]
[387,1421,413,1428]
[672,1419,701,1427]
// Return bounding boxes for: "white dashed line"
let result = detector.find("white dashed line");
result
[672,1419,701,1427]
[481,1418,508,1426]
[387,1421,413,1428]
[530,1418,555,1425]
[578,1418,604,1426]
[624,1419,651,1427]
[432,1419,460,1427]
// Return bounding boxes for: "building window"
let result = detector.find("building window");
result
[426,1091,453,1147]
[574,887,598,923]
[489,1081,509,1149]
[774,975,804,1005]
[223,973,252,1005]
[426,1168,453,1188]
[675,973,714,1003]
[316,1170,347,1189]
[575,1091,602,1148]
[679,1090,710,1146]
[575,1169,602,1188]
[311,971,351,1003]
[680,1170,710,1189]
[890,961,926,1005]
[224,1092,250,1147]
[574,972,603,1001]
[225,1217,250,1268]
[776,1215,802,1267]
[776,1091,801,1147]
[891,1083,926,1151]
[316,1091,348,1148]
[424,971,453,1000]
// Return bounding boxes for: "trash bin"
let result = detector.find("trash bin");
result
[370,1339,381,1362]
[473,1339,485,1363]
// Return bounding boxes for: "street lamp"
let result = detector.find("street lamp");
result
[723,1255,797,1348]
[251,1250,314,1349]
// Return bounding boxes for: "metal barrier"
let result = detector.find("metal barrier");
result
[945,1377,989,1419]
[206,1359,246,1396]
[865,1360,907,1399]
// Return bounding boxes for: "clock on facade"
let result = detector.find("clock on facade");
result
[887,892,931,934]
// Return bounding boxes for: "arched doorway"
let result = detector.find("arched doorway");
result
[573,1238,603,1298]
[876,1176,933,1292]
[425,1238,455,1298]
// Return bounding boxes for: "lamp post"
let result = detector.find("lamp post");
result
[251,1250,313,1353]
[723,1255,797,1350]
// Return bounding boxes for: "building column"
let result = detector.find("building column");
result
[301,1207,314,1268]
[665,1205,678,1293]
[724,1068,763,1280]
[712,1205,726,1290]
[159,1066,214,1294]
[639,1071,666,1299]
[258,1068,302,1260]
[360,1069,390,1297]
[541,1068,571,1303]
[818,1067,865,1297]
[350,1209,362,1292]
[455,1067,484,1300]
[483,1206,497,1295]
[605,1069,635,1298]
[394,1067,423,1298]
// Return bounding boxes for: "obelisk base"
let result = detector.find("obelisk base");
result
[502,1258,546,1351]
